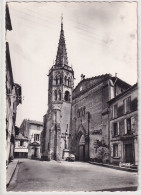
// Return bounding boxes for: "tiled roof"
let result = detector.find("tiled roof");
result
[28,120,43,126]
[108,83,137,104]
[73,73,111,93]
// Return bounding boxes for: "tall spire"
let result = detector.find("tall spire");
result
[55,15,68,66]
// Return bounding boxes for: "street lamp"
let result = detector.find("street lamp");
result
[54,109,57,160]
[53,107,61,161]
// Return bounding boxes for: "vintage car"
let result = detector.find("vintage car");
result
[66,154,75,162]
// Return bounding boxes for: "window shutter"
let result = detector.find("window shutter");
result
[111,126,114,138]
[128,97,131,112]
[123,99,126,113]
[112,105,114,119]
[110,144,113,157]
[118,143,121,157]
[124,119,127,134]
[117,122,119,135]
[131,116,135,132]
[111,106,113,119]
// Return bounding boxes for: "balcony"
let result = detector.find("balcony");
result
[120,133,134,141]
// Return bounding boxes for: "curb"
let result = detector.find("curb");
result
[88,162,138,172]
[6,160,19,188]
[95,185,138,191]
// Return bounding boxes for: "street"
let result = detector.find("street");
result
[8,159,138,192]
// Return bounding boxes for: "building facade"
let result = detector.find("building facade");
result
[20,119,43,159]
[108,84,138,165]
[14,133,28,158]
[71,75,131,162]
[41,20,74,161]
[6,4,22,164]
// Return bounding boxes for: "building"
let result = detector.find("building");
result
[108,83,138,165]
[14,133,28,158]
[6,4,22,164]
[41,19,74,161]
[41,18,137,163]
[19,119,43,159]
[71,74,131,162]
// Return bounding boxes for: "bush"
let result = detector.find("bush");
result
[96,146,109,163]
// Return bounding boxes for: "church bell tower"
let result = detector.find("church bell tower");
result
[46,17,74,160]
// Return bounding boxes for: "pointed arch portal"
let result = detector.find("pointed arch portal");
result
[76,125,87,162]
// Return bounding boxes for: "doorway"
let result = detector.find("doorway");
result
[125,144,134,164]
[34,148,38,157]
[79,134,85,161]
[79,145,85,161]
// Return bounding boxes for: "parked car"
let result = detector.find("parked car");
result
[66,154,75,162]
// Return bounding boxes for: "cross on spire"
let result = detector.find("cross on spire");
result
[61,14,63,30]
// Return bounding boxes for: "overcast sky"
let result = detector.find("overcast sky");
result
[7,1,137,127]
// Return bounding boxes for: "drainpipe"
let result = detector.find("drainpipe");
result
[107,106,110,163]
[87,112,90,161]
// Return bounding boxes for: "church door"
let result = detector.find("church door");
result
[79,134,85,161]
[79,145,85,161]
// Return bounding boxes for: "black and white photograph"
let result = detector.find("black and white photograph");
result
[0,0,140,193]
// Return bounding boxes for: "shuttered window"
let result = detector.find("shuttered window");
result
[124,96,131,113]
[113,144,118,157]
[113,122,119,136]
[126,97,131,112]
[131,116,135,132]
[118,144,121,157]
[113,104,118,118]
[111,144,113,157]
[127,118,131,133]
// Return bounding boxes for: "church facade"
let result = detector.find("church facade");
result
[70,74,130,162]
[41,20,137,164]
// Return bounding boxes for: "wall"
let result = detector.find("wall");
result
[109,86,138,165]
[71,80,109,160]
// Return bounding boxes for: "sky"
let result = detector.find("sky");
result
[7,1,137,127]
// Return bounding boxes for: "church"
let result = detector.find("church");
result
[40,19,137,164]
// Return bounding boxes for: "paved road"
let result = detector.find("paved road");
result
[8,159,138,192]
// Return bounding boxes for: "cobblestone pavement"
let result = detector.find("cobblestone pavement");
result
[7,159,138,192]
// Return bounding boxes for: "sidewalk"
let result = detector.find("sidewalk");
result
[89,161,138,172]
[6,159,19,187]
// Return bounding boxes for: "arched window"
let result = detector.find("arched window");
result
[83,107,86,116]
[64,91,70,102]
[68,78,70,86]
[58,90,62,101]
[55,76,58,85]
[59,76,62,84]
[57,75,60,84]
[64,76,67,85]
[54,90,57,100]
